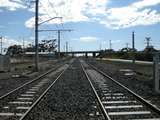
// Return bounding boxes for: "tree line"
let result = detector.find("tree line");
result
[99,45,158,61]
[6,39,57,56]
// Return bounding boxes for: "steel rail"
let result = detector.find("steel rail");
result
[0,63,65,100]
[19,65,68,120]
[81,62,111,120]
[88,62,160,115]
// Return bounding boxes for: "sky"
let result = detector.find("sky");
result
[0,0,160,53]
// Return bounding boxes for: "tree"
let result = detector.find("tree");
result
[6,45,23,56]
[26,44,35,52]
[120,47,132,52]
[39,39,57,52]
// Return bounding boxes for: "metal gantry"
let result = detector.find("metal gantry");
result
[34,0,63,71]
[38,29,73,58]
[35,0,39,71]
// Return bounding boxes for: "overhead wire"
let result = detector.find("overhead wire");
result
[46,0,61,50]
[47,0,59,16]
[57,0,73,51]
[40,0,60,29]
[39,1,57,26]
[23,0,70,51]
[47,0,68,49]
[38,1,58,41]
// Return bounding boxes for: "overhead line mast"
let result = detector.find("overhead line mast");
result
[0,36,2,55]
[34,0,62,71]
[132,31,135,64]
[38,29,73,58]
[35,0,39,71]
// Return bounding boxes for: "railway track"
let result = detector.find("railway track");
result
[0,59,73,120]
[21,58,105,120]
[1,58,159,120]
[81,59,160,120]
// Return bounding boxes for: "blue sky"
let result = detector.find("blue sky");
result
[0,0,160,52]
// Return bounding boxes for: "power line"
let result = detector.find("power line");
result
[47,0,59,16]
[38,17,62,26]
[39,1,59,29]
[40,0,72,49]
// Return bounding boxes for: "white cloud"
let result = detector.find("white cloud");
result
[2,37,31,48]
[2,0,159,30]
[2,37,21,47]
[79,36,98,42]
[25,0,109,28]
[0,0,26,11]
[101,0,160,29]
[132,0,160,9]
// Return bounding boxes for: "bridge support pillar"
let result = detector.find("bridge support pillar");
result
[93,52,96,58]
[85,53,88,58]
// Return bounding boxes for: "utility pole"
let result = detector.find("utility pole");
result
[0,36,2,55]
[66,41,68,52]
[132,31,135,51]
[132,31,135,64]
[22,38,25,50]
[22,37,25,63]
[109,40,112,50]
[35,0,39,71]
[145,37,151,48]
[126,43,129,49]
[58,30,60,57]
[38,29,73,58]
[99,43,102,51]
[63,45,65,52]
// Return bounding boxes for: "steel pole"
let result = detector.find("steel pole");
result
[132,31,135,64]
[0,36,2,55]
[66,41,68,52]
[35,0,39,71]
[58,30,60,58]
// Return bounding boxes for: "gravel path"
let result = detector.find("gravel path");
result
[87,58,160,109]
[24,59,103,120]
